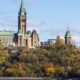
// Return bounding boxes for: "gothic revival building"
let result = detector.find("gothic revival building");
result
[65,29,72,45]
[0,0,40,48]
[17,0,40,48]
[0,30,15,47]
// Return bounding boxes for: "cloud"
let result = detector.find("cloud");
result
[28,21,46,28]
[72,35,80,42]
[0,16,17,31]
[71,27,80,34]
[0,17,17,26]
[0,22,17,27]
[71,35,80,46]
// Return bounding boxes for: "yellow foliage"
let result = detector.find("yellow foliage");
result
[56,66,65,74]
[6,68,16,74]
[47,67,55,73]
[56,37,65,45]
[45,67,55,76]
[19,70,27,77]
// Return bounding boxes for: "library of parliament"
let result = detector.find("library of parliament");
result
[0,0,40,48]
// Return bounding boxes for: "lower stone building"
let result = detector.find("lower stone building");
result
[41,39,56,46]
[17,29,40,48]
[0,30,16,47]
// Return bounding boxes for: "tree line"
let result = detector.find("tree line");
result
[0,43,80,78]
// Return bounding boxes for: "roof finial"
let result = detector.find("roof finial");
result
[20,0,25,11]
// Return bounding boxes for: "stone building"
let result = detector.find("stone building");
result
[31,30,40,48]
[65,29,72,45]
[0,30,15,47]
[17,0,40,48]
[0,0,40,48]
[41,39,56,46]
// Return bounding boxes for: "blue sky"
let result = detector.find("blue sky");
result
[0,0,80,45]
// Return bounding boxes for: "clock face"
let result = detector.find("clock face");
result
[22,12,24,15]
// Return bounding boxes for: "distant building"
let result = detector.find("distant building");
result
[65,29,72,45]
[40,41,47,46]
[48,39,56,45]
[41,39,56,46]
[0,30,16,47]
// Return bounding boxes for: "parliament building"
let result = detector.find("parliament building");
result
[0,0,40,48]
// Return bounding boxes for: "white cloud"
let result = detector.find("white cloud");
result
[72,35,80,46]
[72,35,80,41]
[28,21,46,28]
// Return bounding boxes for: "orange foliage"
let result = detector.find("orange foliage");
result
[43,63,54,68]
[28,63,33,68]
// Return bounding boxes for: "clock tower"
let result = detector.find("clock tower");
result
[18,0,26,34]
[17,0,40,48]
[18,0,27,47]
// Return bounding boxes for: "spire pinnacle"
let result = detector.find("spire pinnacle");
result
[20,0,25,12]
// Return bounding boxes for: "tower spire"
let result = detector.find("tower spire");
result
[20,0,25,12]
[18,0,26,33]
[18,0,27,47]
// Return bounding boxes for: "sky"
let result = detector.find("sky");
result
[0,0,80,45]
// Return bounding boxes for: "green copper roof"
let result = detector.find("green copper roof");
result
[65,31,71,38]
[23,34,31,39]
[20,0,25,11]
[0,31,16,36]
[26,34,31,38]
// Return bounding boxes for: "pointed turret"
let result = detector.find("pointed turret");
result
[20,0,26,12]
[18,0,27,47]
[32,30,40,48]
[65,28,72,45]
[18,0,26,33]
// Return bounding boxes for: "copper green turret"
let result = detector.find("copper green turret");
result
[18,0,26,33]
[65,29,72,45]
[20,0,26,12]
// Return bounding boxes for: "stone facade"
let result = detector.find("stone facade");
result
[0,0,40,48]
[0,31,15,47]
[17,0,40,48]
[65,30,72,45]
